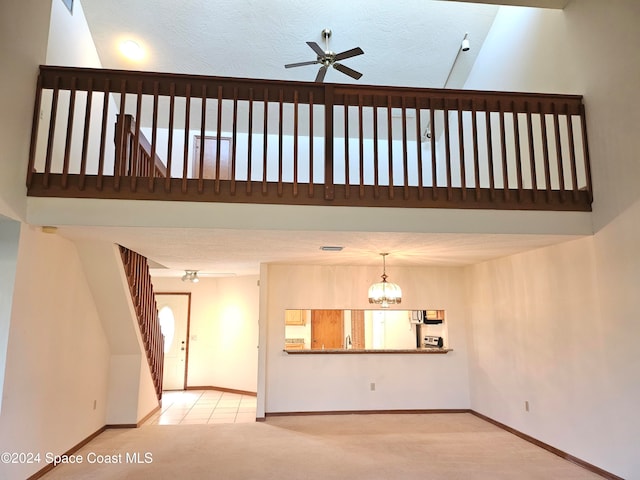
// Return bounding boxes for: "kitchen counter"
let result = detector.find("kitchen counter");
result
[283,348,452,354]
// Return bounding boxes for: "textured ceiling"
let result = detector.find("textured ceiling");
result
[55,226,582,277]
[80,0,500,89]
[70,0,578,277]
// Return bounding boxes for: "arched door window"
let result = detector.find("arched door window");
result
[158,306,175,354]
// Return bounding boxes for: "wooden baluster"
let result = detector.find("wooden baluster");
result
[324,85,335,201]
[182,83,191,194]
[565,108,579,202]
[130,80,143,192]
[215,85,223,194]
[387,95,394,200]
[373,103,380,198]
[198,83,207,194]
[62,76,77,189]
[247,87,254,195]
[525,103,538,203]
[343,101,350,199]
[358,95,365,198]
[27,72,43,189]
[512,103,523,202]
[540,103,552,203]
[294,90,299,197]
[498,100,509,201]
[43,76,61,188]
[79,77,93,190]
[165,82,175,192]
[415,97,424,200]
[485,101,495,201]
[457,99,466,201]
[444,99,452,200]
[471,100,480,201]
[308,91,314,197]
[231,87,239,195]
[401,96,409,199]
[114,79,127,190]
[278,88,284,197]
[430,100,437,200]
[262,88,268,195]
[552,102,565,202]
[149,81,159,191]
[97,78,109,190]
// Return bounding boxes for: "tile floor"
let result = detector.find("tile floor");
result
[144,390,257,425]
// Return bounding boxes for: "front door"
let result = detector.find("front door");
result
[311,310,344,350]
[156,293,191,390]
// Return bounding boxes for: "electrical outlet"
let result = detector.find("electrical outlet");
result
[370,382,376,391]
[525,401,530,412]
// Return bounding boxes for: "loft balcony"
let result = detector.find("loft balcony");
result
[27,65,592,212]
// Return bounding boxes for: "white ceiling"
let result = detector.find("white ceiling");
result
[81,0,501,89]
[66,0,579,277]
[55,225,582,277]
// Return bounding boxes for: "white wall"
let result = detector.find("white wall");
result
[75,241,159,424]
[463,3,640,478]
[263,264,469,413]
[0,0,51,220]
[152,275,260,392]
[0,219,21,412]
[0,226,110,480]
[34,0,118,178]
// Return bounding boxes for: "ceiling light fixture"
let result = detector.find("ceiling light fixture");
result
[181,270,200,283]
[119,39,145,61]
[368,253,402,308]
[461,32,470,52]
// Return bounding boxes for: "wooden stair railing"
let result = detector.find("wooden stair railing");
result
[119,245,163,401]
[115,114,167,180]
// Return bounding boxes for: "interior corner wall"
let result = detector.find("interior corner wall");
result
[151,275,260,393]
[0,0,52,220]
[0,225,110,480]
[463,5,579,94]
[463,2,639,478]
[264,264,470,413]
[0,219,21,413]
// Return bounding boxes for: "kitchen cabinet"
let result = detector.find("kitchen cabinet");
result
[285,309,306,326]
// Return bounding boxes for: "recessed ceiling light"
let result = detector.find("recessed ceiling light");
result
[320,246,344,252]
[119,40,145,61]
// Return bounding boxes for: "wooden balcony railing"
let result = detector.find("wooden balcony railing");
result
[119,246,164,402]
[27,65,593,211]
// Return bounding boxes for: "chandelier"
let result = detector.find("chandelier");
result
[368,253,402,308]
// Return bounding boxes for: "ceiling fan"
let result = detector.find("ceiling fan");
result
[285,29,364,83]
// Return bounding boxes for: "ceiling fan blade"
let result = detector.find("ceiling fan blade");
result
[315,66,329,83]
[307,41,326,57]
[333,63,363,80]
[285,60,319,69]
[334,47,364,61]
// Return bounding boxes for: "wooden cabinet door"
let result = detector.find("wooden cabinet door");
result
[311,310,344,350]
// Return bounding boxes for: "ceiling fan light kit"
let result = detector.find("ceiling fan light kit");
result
[285,28,364,83]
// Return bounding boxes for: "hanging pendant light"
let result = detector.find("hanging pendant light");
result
[368,253,402,308]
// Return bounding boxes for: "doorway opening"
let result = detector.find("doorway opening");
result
[156,293,191,391]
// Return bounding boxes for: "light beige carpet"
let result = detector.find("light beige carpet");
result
[41,413,604,479]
